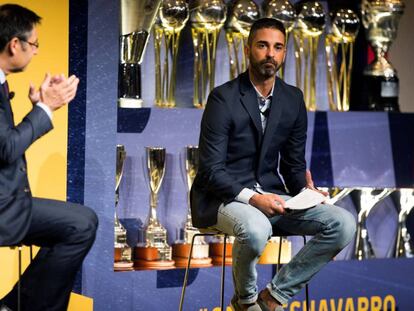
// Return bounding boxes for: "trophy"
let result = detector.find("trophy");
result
[172,146,212,268]
[190,0,227,108]
[135,147,175,269]
[154,0,189,108]
[258,236,291,265]
[263,0,297,79]
[325,9,359,111]
[114,145,134,271]
[210,235,235,266]
[361,0,405,111]
[225,0,260,80]
[391,189,414,258]
[293,1,326,111]
[353,188,394,260]
[118,0,162,108]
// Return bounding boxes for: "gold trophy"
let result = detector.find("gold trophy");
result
[392,189,414,258]
[258,237,291,265]
[293,1,326,111]
[225,0,260,80]
[190,0,227,108]
[172,146,212,268]
[263,0,297,79]
[361,0,405,111]
[154,0,189,108]
[325,9,359,111]
[353,188,394,260]
[119,0,162,108]
[135,147,175,269]
[114,145,134,271]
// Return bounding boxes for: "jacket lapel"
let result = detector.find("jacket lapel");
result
[239,72,263,145]
[0,86,14,125]
[259,78,285,160]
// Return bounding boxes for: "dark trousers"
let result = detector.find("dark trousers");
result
[3,198,98,311]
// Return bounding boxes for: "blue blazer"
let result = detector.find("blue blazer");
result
[0,85,53,245]
[191,71,308,228]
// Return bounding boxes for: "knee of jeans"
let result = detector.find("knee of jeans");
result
[330,208,356,249]
[234,220,272,254]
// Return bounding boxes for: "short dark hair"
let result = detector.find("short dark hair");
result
[0,4,41,52]
[247,18,286,46]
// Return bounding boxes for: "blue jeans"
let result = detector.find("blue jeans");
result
[213,195,356,305]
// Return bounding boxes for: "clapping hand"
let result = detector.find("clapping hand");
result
[29,73,79,111]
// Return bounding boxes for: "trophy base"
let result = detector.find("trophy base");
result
[362,74,399,112]
[114,247,132,262]
[172,243,212,268]
[172,243,210,259]
[134,246,160,261]
[114,261,134,271]
[209,242,233,257]
[118,97,143,108]
[173,257,213,268]
[134,259,175,270]
[211,256,233,266]
[210,242,233,266]
[258,239,292,264]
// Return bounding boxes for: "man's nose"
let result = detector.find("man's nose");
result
[266,47,275,58]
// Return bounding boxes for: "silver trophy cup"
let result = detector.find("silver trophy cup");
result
[353,188,394,260]
[143,147,173,261]
[114,145,133,270]
[392,189,414,258]
[118,0,162,108]
[361,0,405,111]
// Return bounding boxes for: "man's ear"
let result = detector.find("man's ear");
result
[244,44,250,58]
[7,37,20,56]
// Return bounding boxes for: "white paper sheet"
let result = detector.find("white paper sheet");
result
[285,188,326,210]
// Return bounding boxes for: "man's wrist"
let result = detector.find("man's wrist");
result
[36,102,53,120]
[236,188,257,205]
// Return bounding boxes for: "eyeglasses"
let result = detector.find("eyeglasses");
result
[19,38,39,49]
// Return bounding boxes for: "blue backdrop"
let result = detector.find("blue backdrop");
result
[66,0,414,310]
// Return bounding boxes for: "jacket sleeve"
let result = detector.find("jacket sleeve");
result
[196,88,245,204]
[0,105,53,164]
[279,90,307,195]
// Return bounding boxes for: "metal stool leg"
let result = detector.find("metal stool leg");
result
[179,233,227,311]
[17,245,22,311]
[277,236,282,273]
[303,236,309,311]
[179,233,199,311]
[220,234,227,311]
[29,245,33,261]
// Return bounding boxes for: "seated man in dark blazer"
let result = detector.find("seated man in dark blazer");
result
[0,4,98,311]
[191,18,356,311]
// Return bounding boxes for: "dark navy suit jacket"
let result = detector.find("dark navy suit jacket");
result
[0,84,53,245]
[191,71,308,228]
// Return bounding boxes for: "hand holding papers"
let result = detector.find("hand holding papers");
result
[285,188,327,210]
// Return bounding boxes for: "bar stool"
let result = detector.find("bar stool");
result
[179,230,228,311]
[179,229,310,311]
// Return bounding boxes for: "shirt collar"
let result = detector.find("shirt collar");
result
[0,69,5,84]
[249,77,275,101]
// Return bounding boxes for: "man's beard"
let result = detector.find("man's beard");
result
[250,57,281,79]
